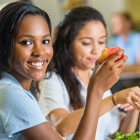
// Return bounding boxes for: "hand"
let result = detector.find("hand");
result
[114,86,140,111]
[117,103,134,111]
[88,49,128,95]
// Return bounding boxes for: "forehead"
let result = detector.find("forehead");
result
[77,21,106,37]
[16,15,50,36]
[112,15,124,21]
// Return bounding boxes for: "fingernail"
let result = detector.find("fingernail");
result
[124,108,127,111]
[117,104,121,107]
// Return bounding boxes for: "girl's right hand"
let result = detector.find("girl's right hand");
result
[88,49,128,95]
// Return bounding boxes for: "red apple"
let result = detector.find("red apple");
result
[98,46,124,66]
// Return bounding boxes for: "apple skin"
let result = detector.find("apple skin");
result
[98,46,124,66]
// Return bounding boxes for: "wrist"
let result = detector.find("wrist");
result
[112,93,117,106]
[87,79,104,100]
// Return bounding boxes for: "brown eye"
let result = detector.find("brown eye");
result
[42,40,50,44]
[21,40,32,45]
[82,42,91,45]
[99,42,105,45]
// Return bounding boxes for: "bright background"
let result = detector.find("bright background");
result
[0,0,140,40]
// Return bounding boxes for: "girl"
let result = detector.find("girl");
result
[108,12,140,65]
[0,1,129,140]
[38,6,140,140]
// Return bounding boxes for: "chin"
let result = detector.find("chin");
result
[88,65,95,70]
[31,73,45,81]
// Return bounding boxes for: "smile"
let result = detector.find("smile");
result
[29,62,44,66]
[27,60,48,69]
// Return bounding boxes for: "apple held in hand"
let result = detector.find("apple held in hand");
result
[98,46,124,66]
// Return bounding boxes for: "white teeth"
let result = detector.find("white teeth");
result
[31,62,43,66]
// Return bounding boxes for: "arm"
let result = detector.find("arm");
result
[72,49,127,139]
[113,86,140,134]
[48,95,115,137]
[21,49,128,140]
[48,86,140,137]
[119,109,139,134]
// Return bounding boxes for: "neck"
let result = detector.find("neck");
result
[74,68,90,86]
[120,30,131,41]
[9,71,32,91]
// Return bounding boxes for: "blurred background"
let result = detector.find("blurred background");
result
[1,0,140,40]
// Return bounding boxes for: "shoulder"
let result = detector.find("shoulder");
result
[0,87,46,137]
[40,71,64,89]
[131,31,140,39]
[0,82,25,102]
[41,72,61,83]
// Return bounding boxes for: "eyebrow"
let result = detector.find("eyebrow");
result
[80,36,107,40]
[17,34,50,39]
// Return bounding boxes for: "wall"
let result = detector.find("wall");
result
[0,0,131,37]
[32,0,126,39]
[125,0,140,32]
[87,0,126,39]
[32,0,61,36]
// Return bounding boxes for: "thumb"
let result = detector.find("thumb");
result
[94,58,100,70]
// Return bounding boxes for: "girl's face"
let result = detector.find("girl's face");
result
[72,20,106,70]
[11,15,53,82]
[111,15,124,35]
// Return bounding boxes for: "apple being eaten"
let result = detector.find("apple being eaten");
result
[98,46,124,67]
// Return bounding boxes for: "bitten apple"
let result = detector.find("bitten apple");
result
[98,46,124,66]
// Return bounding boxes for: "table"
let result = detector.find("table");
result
[111,65,140,94]
[120,65,140,80]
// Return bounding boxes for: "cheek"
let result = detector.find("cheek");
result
[72,42,91,61]
[45,46,53,60]
[74,48,90,62]
[13,50,27,62]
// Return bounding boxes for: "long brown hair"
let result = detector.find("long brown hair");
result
[52,6,106,110]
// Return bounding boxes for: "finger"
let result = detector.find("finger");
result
[113,55,128,68]
[119,103,130,109]
[117,104,121,107]
[94,59,101,70]
[113,69,122,77]
[112,67,122,73]
[129,99,140,111]
[132,86,140,98]
[128,93,140,104]
[134,101,140,108]
[124,106,134,111]
[106,49,125,64]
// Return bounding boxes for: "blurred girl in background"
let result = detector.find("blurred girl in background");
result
[107,12,140,65]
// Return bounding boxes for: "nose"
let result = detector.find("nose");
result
[91,43,100,55]
[32,43,45,57]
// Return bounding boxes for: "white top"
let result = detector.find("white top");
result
[39,72,126,140]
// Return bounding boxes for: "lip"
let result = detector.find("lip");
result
[26,60,48,70]
[88,58,97,62]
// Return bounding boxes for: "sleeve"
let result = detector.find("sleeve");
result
[0,86,46,137]
[38,73,68,117]
[133,33,140,57]
[109,107,126,134]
